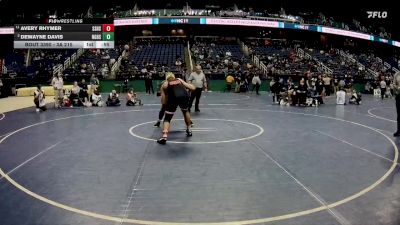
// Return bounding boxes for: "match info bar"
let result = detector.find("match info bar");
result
[14,41,114,49]
[14,21,114,49]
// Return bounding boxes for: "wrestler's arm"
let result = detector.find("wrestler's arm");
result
[178,78,196,91]
[161,82,168,105]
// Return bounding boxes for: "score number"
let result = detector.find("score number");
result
[102,24,114,32]
[102,24,114,41]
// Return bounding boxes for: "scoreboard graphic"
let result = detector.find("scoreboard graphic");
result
[13,19,115,49]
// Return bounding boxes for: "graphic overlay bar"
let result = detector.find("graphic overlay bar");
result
[13,19,114,49]
[13,41,114,49]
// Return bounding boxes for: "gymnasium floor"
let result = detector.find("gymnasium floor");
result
[0,92,398,225]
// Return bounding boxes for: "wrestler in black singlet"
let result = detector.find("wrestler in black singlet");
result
[165,79,190,113]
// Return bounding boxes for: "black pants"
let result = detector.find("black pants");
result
[189,88,202,111]
[159,105,166,120]
[381,88,386,99]
[396,95,400,132]
[145,80,154,94]
[324,85,331,96]
[126,100,141,106]
[298,93,306,105]
[253,83,260,95]
[35,102,47,111]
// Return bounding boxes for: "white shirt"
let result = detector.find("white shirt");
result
[380,80,387,89]
[51,77,63,90]
[91,93,102,103]
[34,90,46,107]
[252,76,261,85]
[336,90,346,105]
[188,72,206,88]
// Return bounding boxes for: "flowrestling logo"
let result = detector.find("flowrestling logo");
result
[367,11,388,18]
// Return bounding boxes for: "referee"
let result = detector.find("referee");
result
[394,71,400,137]
[188,65,207,112]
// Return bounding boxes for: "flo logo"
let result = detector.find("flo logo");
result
[367,11,388,18]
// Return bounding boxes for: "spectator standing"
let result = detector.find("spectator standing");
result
[90,74,99,92]
[380,77,387,100]
[393,71,400,137]
[51,73,63,108]
[333,76,339,94]
[0,77,3,97]
[144,66,154,95]
[79,79,89,103]
[323,74,332,96]
[188,65,207,112]
[252,74,262,95]
[316,75,324,104]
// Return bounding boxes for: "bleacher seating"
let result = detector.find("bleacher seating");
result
[63,48,121,79]
[131,43,184,67]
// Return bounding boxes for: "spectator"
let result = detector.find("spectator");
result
[106,90,121,106]
[126,89,143,106]
[33,85,47,112]
[393,71,400,137]
[0,77,3,97]
[70,81,81,106]
[316,75,324,104]
[79,79,89,103]
[252,74,262,95]
[188,65,207,112]
[349,89,362,105]
[175,57,182,67]
[90,88,104,107]
[144,66,154,95]
[380,77,387,100]
[333,76,339,94]
[364,81,372,94]
[51,73,63,108]
[323,74,332,96]
[90,74,100,92]
[295,80,307,106]
[225,74,235,92]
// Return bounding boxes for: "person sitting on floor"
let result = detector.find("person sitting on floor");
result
[63,96,72,107]
[91,88,104,107]
[126,89,143,106]
[106,90,121,106]
[295,80,307,106]
[279,87,290,106]
[349,89,362,105]
[70,81,82,107]
[79,79,89,104]
[33,85,47,112]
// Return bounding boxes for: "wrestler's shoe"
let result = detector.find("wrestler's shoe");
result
[186,128,193,137]
[154,121,161,127]
[157,137,167,145]
[157,131,168,144]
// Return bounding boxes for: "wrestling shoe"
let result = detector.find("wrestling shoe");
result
[186,128,193,137]
[157,137,167,145]
[153,121,161,127]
